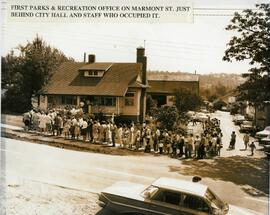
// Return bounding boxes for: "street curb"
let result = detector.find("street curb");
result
[1,128,145,156]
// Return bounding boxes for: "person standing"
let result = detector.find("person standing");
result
[118,124,123,148]
[135,126,141,150]
[111,123,117,147]
[186,134,193,158]
[249,141,256,156]
[70,116,76,139]
[92,121,99,143]
[171,133,177,157]
[163,130,169,154]
[243,133,250,150]
[158,133,164,155]
[229,131,236,149]
[178,135,185,157]
[63,117,71,139]
[74,118,81,140]
[216,133,223,156]
[129,123,135,149]
[144,126,151,153]
[194,134,201,158]
[44,113,53,135]
[123,125,130,148]
[199,134,206,159]
[87,118,93,143]
[53,114,61,136]
[153,127,160,152]
[31,110,39,131]
[81,118,88,142]
[22,111,31,131]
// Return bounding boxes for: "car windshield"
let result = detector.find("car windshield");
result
[141,185,159,199]
[205,189,225,210]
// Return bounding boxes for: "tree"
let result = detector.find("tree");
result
[146,95,157,116]
[223,4,270,103]
[215,84,228,97]
[2,35,73,112]
[174,88,203,114]
[155,106,179,130]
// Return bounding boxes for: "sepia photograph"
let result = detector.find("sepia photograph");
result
[1,0,269,214]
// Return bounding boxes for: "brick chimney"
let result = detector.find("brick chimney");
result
[137,47,147,123]
[136,47,147,85]
[83,52,86,63]
[88,54,95,64]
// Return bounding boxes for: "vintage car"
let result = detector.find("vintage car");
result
[98,177,262,215]
[263,144,270,158]
[194,112,209,122]
[255,126,270,142]
[233,114,245,125]
[261,134,270,145]
[239,121,254,133]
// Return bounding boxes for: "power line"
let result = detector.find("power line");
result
[194,8,258,11]
[194,14,234,16]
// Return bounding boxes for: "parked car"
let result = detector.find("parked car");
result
[186,111,195,118]
[98,177,263,215]
[239,121,254,133]
[194,112,209,122]
[263,144,270,158]
[221,106,229,112]
[255,126,270,142]
[233,115,245,125]
[261,134,270,145]
[232,114,240,122]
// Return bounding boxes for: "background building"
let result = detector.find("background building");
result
[147,72,199,107]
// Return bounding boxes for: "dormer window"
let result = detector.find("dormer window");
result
[84,70,104,77]
[79,63,113,78]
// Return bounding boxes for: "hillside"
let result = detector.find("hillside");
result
[199,73,245,89]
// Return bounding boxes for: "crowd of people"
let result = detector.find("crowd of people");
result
[22,106,224,159]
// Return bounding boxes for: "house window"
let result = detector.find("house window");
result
[93,96,116,106]
[61,95,76,105]
[125,93,135,106]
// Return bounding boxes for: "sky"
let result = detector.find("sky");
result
[0,0,266,74]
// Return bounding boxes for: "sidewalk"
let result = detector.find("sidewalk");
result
[1,124,144,156]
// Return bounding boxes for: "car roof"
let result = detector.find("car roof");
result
[152,177,208,197]
[265,126,270,131]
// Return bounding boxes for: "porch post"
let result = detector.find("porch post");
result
[76,96,80,107]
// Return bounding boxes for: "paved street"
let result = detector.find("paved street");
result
[0,111,269,214]
[210,111,263,157]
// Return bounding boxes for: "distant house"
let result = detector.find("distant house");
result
[39,47,200,122]
[147,72,199,107]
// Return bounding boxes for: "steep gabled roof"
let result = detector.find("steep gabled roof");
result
[42,62,142,96]
[79,63,113,71]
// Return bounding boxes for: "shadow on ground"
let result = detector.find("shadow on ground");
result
[169,156,269,197]
[96,208,117,215]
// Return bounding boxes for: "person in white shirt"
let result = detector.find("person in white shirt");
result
[118,125,123,147]
[81,119,88,142]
